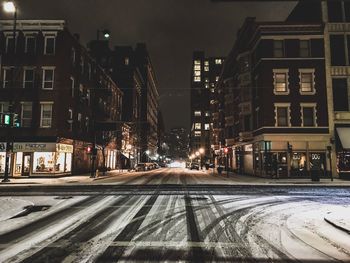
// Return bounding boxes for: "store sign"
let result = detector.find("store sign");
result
[56,144,73,153]
[244,144,253,152]
[13,143,56,152]
[0,143,6,152]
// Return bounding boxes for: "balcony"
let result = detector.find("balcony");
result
[328,23,350,33]
[331,66,350,76]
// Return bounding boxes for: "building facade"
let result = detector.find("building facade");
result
[217,16,330,178]
[189,51,224,163]
[0,20,123,177]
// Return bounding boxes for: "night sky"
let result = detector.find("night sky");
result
[3,0,296,131]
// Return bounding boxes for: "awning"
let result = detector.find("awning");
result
[336,128,350,149]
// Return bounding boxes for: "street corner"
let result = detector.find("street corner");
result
[324,206,350,234]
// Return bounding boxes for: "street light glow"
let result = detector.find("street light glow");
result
[145,150,150,155]
[3,1,15,13]
[195,151,200,156]
[199,148,205,154]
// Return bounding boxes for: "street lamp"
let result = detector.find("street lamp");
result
[1,1,17,183]
[96,29,110,40]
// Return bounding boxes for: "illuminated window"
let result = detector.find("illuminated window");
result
[194,131,201,137]
[205,111,210,117]
[194,70,201,76]
[215,76,219,82]
[194,65,201,70]
[194,76,201,82]
[204,123,210,130]
[273,69,289,94]
[299,69,315,94]
[205,84,209,89]
[195,123,201,130]
[125,57,129,65]
[205,78,209,83]
[215,59,222,64]
[193,60,201,82]
[194,111,201,116]
[273,40,284,57]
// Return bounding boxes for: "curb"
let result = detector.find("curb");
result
[324,217,350,235]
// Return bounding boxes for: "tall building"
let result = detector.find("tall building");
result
[189,51,224,162]
[0,20,123,177]
[89,42,160,163]
[286,0,350,178]
[165,127,189,160]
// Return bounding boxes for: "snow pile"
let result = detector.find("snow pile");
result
[0,198,33,221]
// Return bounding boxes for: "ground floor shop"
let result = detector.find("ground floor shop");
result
[228,135,332,178]
[335,126,350,179]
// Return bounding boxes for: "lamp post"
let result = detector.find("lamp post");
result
[96,29,110,40]
[2,1,17,183]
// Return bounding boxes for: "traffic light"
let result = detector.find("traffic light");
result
[12,113,20,127]
[224,147,228,154]
[1,113,11,126]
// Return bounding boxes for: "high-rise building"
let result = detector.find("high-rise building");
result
[189,51,225,163]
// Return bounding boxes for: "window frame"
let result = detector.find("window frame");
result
[40,102,53,128]
[21,102,33,127]
[274,103,291,127]
[299,69,316,95]
[273,69,289,95]
[300,103,317,127]
[42,67,55,90]
[299,40,310,57]
[2,67,14,89]
[44,35,56,55]
[23,67,35,89]
[24,34,36,54]
[273,40,284,58]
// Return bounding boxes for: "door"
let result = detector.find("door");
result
[22,153,31,176]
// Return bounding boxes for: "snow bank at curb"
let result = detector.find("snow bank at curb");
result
[324,207,350,233]
[0,198,34,221]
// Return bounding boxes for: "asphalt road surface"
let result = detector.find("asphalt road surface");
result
[0,168,350,262]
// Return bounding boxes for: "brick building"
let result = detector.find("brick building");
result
[0,20,123,177]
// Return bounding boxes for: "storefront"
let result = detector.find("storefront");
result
[335,127,350,178]
[0,142,9,175]
[11,142,73,176]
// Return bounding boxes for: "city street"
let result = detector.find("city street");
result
[1,168,350,262]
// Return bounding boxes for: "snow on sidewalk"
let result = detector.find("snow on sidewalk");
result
[0,198,34,221]
[324,206,350,233]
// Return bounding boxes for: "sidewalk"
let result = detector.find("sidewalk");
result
[0,170,130,185]
[204,168,350,186]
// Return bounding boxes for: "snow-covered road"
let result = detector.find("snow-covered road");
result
[0,186,350,262]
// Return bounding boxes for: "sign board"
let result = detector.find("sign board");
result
[13,143,56,152]
[244,144,253,152]
[56,143,73,153]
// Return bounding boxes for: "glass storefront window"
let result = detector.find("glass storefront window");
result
[309,152,326,171]
[56,152,65,173]
[291,152,306,171]
[33,152,55,173]
[14,152,23,174]
[0,153,6,173]
[337,152,350,172]
[65,153,72,172]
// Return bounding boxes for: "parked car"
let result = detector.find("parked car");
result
[145,162,155,170]
[190,162,200,170]
[135,163,146,171]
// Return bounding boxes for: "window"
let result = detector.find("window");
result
[328,1,343,22]
[330,35,346,66]
[85,117,89,131]
[195,123,201,130]
[215,59,222,64]
[70,77,75,97]
[5,36,15,53]
[204,123,210,130]
[205,84,209,89]
[205,111,210,117]
[21,103,32,127]
[42,68,55,89]
[301,104,316,127]
[273,69,289,94]
[125,57,129,65]
[25,36,36,54]
[299,69,315,94]
[2,68,13,88]
[80,56,84,74]
[194,111,201,116]
[40,103,53,128]
[78,113,82,129]
[194,131,201,137]
[300,40,310,57]
[273,40,284,57]
[275,104,290,127]
[44,36,55,55]
[332,78,349,111]
[23,69,35,89]
[215,76,219,82]
[193,60,201,82]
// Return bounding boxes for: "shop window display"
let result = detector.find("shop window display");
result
[0,153,6,173]
[33,152,55,173]
[337,152,350,173]
[14,152,23,174]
